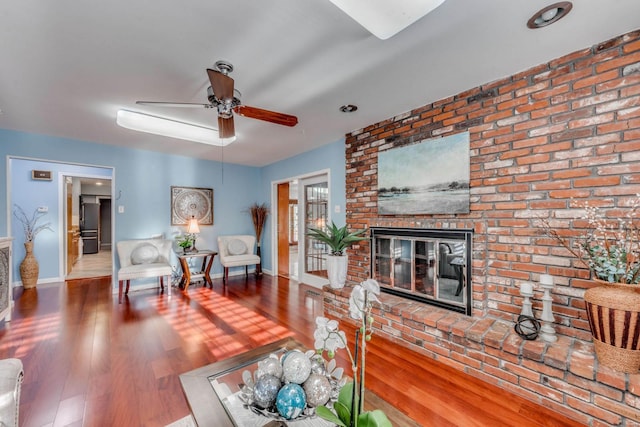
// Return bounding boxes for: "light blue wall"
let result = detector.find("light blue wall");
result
[1,129,261,283]
[10,158,112,281]
[258,138,346,271]
[1,129,346,284]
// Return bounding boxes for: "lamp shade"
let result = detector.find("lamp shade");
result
[187,216,200,234]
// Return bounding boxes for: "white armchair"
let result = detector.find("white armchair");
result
[217,235,261,283]
[0,358,23,427]
[116,238,173,303]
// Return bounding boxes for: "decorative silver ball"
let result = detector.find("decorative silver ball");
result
[309,354,326,375]
[303,373,332,407]
[253,374,281,409]
[281,349,301,365]
[257,356,283,379]
[282,351,312,384]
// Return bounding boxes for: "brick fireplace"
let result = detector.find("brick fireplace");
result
[324,30,640,425]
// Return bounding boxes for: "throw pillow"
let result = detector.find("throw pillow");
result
[227,239,248,256]
[131,243,159,265]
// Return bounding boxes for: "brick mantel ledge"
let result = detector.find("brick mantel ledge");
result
[323,284,640,425]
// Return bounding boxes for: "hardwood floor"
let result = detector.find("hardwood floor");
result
[65,249,112,280]
[0,275,585,427]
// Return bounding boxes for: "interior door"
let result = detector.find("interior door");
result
[65,179,74,274]
[277,182,289,277]
[298,174,329,287]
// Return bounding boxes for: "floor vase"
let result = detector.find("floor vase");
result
[19,242,39,289]
[584,281,640,373]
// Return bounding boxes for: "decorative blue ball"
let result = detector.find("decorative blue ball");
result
[275,383,307,420]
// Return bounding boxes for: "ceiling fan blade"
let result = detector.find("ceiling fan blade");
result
[234,105,298,127]
[207,69,234,101]
[136,101,212,108]
[218,116,235,139]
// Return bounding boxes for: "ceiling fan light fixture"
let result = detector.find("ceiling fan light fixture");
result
[328,0,447,40]
[116,110,235,146]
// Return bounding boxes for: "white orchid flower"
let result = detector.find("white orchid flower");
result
[361,278,380,295]
[349,279,380,320]
[314,316,346,354]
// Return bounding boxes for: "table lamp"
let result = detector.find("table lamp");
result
[187,216,200,251]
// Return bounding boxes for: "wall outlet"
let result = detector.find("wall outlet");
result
[118,205,125,213]
[37,206,48,213]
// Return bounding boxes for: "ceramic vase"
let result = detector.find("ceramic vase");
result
[584,279,640,373]
[20,242,39,289]
[326,255,347,289]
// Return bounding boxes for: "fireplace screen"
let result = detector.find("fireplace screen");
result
[371,227,472,315]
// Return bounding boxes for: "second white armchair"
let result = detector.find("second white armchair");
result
[217,235,261,283]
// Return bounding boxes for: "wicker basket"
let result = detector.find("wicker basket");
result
[584,280,640,373]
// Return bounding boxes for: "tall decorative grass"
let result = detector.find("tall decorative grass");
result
[249,203,269,246]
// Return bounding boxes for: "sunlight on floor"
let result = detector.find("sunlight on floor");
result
[151,288,293,360]
[0,313,61,357]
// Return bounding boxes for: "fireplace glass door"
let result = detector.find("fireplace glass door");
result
[372,229,470,314]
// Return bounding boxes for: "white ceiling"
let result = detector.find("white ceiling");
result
[1,1,639,167]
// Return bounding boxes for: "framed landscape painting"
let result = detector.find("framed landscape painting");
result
[378,132,470,215]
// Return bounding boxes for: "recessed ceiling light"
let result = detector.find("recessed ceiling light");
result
[527,2,572,29]
[339,104,358,113]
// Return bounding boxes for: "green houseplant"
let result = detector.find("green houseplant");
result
[177,234,195,253]
[307,222,367,288]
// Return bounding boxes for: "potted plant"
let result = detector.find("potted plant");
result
[539,199,640,372]
[315,279,391,427]
[177,234,195,253]
[307,222,367,288]
[13,204,52,289]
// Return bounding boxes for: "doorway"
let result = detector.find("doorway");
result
[65,176,113,280]
[274,171,330,288]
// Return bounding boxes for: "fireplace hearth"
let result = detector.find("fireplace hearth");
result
[370,227,472,315]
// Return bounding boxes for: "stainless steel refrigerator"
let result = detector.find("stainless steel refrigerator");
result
[80,202,99,254]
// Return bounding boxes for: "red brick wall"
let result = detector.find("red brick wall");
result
[335,30,640,425]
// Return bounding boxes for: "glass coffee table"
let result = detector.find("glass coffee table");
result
[179,337,419,426]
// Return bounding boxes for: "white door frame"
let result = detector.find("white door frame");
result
[271,169,331,288]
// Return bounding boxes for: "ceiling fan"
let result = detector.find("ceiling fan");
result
[136,60,298,139]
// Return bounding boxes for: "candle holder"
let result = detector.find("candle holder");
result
[515,283,540,340]
[539,274,558,343]
[520,283,534,318]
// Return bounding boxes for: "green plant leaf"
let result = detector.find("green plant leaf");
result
[316,405,347,427]
[307,222,367,255]
[334,400,352,427]
[358,409,392,427]
[337,381,354,408]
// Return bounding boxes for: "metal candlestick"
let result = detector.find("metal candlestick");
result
[539,274,557,343]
